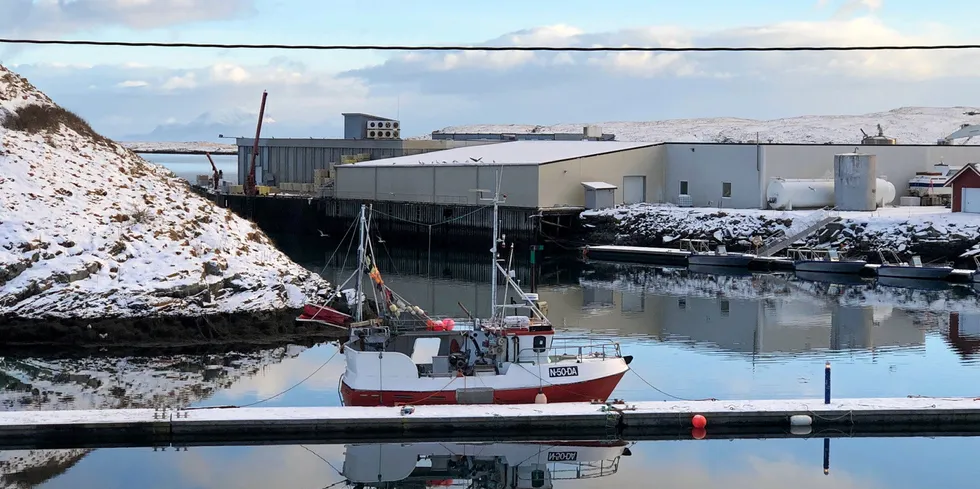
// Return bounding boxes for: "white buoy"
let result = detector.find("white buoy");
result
[789,414,813,426]
[535,392,548,404]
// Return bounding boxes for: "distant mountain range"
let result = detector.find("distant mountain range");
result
[120,107,330,142]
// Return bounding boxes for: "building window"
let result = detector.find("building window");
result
[720,300,730,317]
[722,182,732,198]
[680,180,689,194]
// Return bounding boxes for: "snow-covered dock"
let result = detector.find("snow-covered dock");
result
[2,396,979,447]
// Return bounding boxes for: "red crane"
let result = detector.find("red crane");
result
[244,90,269,196]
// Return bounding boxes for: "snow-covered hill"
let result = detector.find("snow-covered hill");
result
[0,65,329,319]
[424,106,980,144]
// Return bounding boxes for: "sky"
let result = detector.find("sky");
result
[1,0,978,141]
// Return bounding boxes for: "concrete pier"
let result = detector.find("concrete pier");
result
[1,396,979,448]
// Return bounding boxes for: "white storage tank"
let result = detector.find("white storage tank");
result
[877,178,896,206]
[767,176,896,210]
[834,153,877,211]
[766,178,834,210]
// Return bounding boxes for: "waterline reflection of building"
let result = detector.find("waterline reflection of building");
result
[543,285,929,357]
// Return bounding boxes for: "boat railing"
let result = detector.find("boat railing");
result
[547,457,622,480]
[545,337,622,361]
[786,248,837,261]
[679,238,712,254]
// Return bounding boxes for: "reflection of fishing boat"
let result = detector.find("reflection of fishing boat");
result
[341,440,629,489]
[681,239,755,268]
[339,173,631,406]
[875,250,953,281]
[687,264,753,277]
[877,276,954,291]
[788,248,867,275]
[795,271,869,286]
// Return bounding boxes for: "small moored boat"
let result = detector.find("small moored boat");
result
[681,239,756,268]
[875,249,953,281]
[789,248,867,275]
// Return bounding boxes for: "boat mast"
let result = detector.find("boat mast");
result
[490,176,499,319]
[353,204,367,323]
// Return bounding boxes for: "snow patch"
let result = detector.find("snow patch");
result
[422,106,980,144]
[0,64,330,319]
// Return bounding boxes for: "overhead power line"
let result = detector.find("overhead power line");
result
[1,38,980,52]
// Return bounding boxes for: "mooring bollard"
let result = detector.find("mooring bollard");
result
[824,361,831,405]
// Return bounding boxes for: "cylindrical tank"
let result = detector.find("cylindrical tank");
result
[766,178,835,210]
[876,178,896,206]
[834,153,877,211]
[767,176,895,210]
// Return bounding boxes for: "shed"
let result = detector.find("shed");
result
[582,182,617,210]
[943,163,980,212]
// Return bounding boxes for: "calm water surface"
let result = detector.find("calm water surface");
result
[4,239,980,487]
[25,437,980,488]
[139,153,238,183]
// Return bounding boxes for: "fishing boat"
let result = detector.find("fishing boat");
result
[338,177,632,406]
[875,249,953,281]
[680,239,756,268]
[788,248,867,275]
[341,440,629,488]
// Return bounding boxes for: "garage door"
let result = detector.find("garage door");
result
[623,176,646,204]
[963,188,980,213]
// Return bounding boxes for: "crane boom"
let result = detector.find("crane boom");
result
[244,90,269,196]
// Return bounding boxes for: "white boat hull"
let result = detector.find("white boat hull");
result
[876,265,953,280]
[340,345,630,406]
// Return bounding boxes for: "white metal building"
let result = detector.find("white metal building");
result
[333,140,980,210]
[333,141,662,209]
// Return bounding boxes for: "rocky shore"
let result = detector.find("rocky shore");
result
[580,204,980,264]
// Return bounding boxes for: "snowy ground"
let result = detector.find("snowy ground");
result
[0,65,330,319]
[423,106,980,144]
[121,141,238,154]
[581,203,980,258]
[580,262,980,314]
[0,344,309,488]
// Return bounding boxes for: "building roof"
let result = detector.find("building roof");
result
[943,163,980,187]
[341,112,396,121]
[581,181,618,190]
[344,141,657,167]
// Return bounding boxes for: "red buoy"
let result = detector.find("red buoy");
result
[691,427,706,440]
[692,414,707,429]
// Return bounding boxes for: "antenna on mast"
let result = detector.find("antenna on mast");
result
[469,166,506,319]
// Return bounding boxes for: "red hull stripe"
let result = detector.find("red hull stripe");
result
[340,372,625,407]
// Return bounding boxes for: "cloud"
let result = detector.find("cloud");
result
[0,0,256,37]
[5,59,455,141]
[4,16,979,143]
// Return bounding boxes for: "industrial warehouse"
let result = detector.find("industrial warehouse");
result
[211,111,980,246]
[228,112,980,212]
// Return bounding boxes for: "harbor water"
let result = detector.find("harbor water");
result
[4,235,980,487]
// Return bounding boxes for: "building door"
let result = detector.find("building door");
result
[623,176,646,204]
[963,188,980,213]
